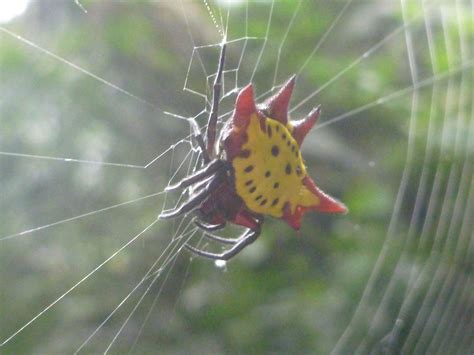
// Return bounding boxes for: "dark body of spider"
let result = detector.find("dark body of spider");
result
[159,43,347,261]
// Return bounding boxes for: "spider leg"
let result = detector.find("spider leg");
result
[193,217,239,244]
[186,224,261,261]
[194,217,242,245]
[159,175,222,219]
[193,217,226,232]
[165,159,226,191]
[205,43,226,158]
[194,218,237,244]
[203,233,239,245]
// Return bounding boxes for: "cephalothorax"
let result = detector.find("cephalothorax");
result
[159,44,347,261]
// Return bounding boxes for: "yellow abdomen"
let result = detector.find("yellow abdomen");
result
[232,114,319,217]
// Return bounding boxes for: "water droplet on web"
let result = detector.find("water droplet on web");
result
[214,259,227,271]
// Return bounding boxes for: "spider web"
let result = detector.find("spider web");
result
[0,0,473,353]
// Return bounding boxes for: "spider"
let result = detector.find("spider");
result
[159,43,347,261]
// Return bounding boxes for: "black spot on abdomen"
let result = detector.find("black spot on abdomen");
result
[271,145,279,157]
[244,165,254,173]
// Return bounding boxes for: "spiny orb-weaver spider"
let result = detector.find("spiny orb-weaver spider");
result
[159,43,347,261]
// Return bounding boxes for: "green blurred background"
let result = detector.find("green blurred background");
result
[1,0,473,353]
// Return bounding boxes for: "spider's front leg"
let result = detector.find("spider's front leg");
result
[165,159,225,192]
[159,173,223,219]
